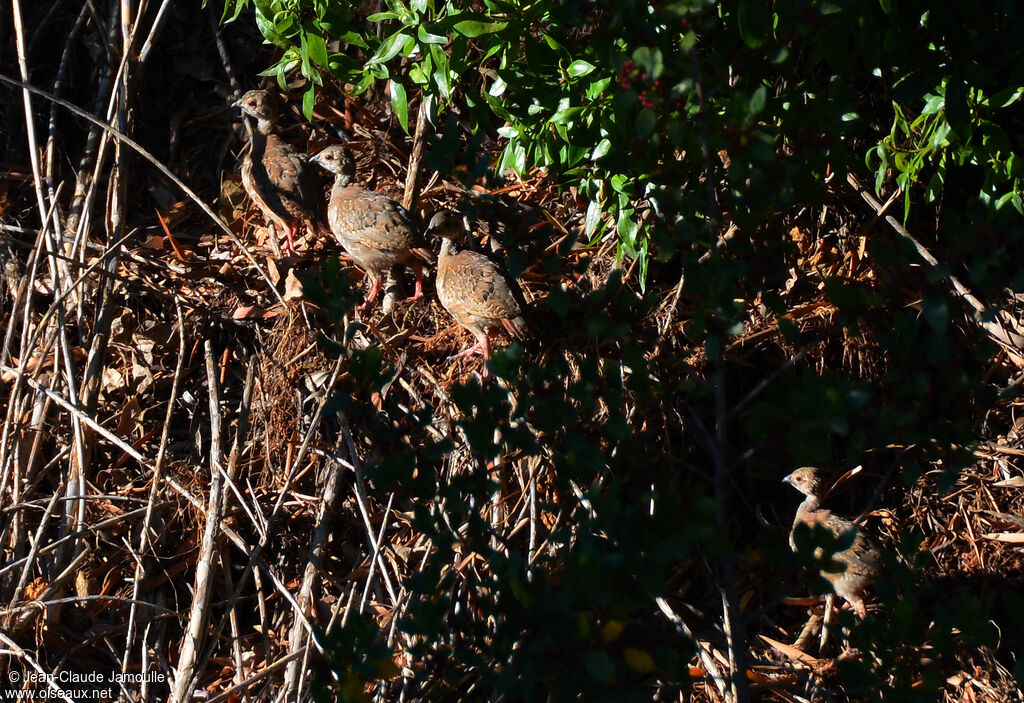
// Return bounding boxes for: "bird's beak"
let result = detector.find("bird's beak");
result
[309,154,323,168]
[231,97,243,109]
[782,474,795,487]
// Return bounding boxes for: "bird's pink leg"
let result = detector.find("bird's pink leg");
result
[404,261,424,303]
[449,339,486,360]
[358,277,384,312]
[283,223,300,256]
[479,335,493,380]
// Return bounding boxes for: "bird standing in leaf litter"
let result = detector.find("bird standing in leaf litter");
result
[235,89,321,256]
[427,211,528,376]
[310,145,430,311]
[783,466,881,619]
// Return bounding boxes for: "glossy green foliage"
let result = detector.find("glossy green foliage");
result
[866,9,1024,220]
[217,1,1022,300]
[223,1,1024,697]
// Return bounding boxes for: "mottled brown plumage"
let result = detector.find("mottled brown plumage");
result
[784,467,881,618]
[235,90,320,255]
[310,145,428,310]
[428,211,528,372]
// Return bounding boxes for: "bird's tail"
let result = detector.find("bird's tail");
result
[410,246,436,265]
[501,314,530,341]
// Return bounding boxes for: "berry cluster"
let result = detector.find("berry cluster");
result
[620,58,686,111]
[619,59,639,89]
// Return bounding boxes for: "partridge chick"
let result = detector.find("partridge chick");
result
[428,211,528,374]
[234,89,321,255]
[784,467,880,619]
[310,145,429,311]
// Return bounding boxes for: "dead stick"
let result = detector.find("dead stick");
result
[402,96,430,211]
[848,172,1024,366]
[656,597,731,702]
[170,341,226,703]
[283,431,348,696]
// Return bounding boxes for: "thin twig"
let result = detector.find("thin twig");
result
[0,72,286,304]
[170,340,227,703]
[848,172,1024,366]
[283,431,350,697]
[655,597,730,702]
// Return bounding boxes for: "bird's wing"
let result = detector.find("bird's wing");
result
[329,187,418,252]
[442,250,522,321]
[261,134,320,221]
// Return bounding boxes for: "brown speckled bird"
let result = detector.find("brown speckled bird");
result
[310,145,429,311]
[784,467,881,618]
[427,211,528,372]
[235,90,320,256]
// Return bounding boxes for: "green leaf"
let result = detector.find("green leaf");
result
[422,93,437,126]
[409,63,427,85]
[994,86,1024,108]
[367,11,400,21]
[748,85,766,116]
[390,80,409,133]
[591,138,611,161]
[366,31,410,65]
[417,23,448,44]
[298,33,313,78]
[636,109,657,139]
[302,85,315,121]
[921,92,944,116]
[428,43,451,99]
[452,18,507,37]
[488,75,507,97]
[221,0,247,24]
[305,32,328,68]
[566,144,588,167]
[512,143,527,173]
[680,29,697,51]
[274,61,288,90]
[585,199,603,238]
[567,60,596,78]
[543,33,566,52]
[929,120,952,150]
[617,207,638,247]
[336,30,369,50]
[586,77,611,100]
[638,239,648,291]
[738,0,770,48]
[610,174,633,195]
[255,11,289,48]
[351,71,375,95]
[550,106,583,125]
[632,46,663,80]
